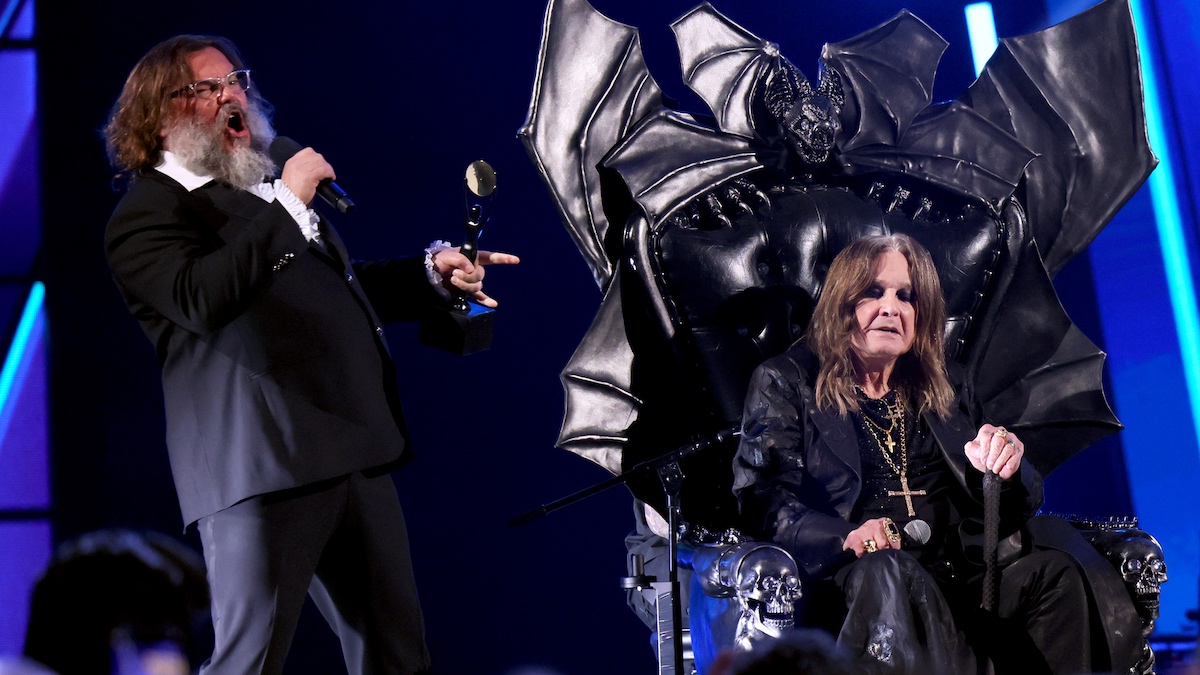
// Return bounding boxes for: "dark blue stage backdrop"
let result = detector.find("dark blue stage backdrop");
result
[29,0,1198,672]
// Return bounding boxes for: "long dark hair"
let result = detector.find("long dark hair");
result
[808,233,953,418]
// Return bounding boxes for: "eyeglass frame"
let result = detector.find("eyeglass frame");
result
[169,69,252,100]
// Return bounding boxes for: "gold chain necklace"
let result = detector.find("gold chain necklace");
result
[857,389,925,517]
[858,389,906,468]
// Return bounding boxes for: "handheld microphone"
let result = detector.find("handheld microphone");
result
[903,519,932,546]
[268,136,355,214]
[811,519,931,579]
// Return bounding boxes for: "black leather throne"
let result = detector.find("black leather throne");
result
[519,0,1165,672]
[621,170,1164,673]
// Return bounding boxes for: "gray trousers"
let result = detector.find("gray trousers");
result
[197,470,430,675]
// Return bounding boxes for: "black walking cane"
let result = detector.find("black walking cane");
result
[980,469,1001,613]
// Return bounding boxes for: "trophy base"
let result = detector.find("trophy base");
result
[420,302,495,355]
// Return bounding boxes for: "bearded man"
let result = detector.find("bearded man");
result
[103,35,517,674]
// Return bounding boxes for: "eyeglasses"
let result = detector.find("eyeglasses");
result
[169,69,251,100]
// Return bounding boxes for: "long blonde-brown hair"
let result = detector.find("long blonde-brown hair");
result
[103,35,252,177]
[808,233,954,418]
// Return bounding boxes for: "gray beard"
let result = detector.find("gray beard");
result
[167,100,278,189]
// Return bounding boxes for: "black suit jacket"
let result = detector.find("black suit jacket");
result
[106,171,443,525]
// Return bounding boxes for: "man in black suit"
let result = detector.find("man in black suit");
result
[103,35,518,674]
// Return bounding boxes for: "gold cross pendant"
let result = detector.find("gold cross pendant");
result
[887,474,927,517]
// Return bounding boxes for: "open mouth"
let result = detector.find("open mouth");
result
[225,109,249,138]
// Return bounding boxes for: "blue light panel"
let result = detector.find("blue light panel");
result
[1129,0,1200,455]
[0,50,38,277]
[0,0,21,39]
[9,0,32,40]
[0,0,44,659]
[0,282,47,510]
[964,2,999,77]
[0,521,51,656]
[0,281,42,427]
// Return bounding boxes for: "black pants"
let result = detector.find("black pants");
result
[197,471,430,675]
[836,549,976,674]
[962,549,1092,675]
[836,548,1091,674]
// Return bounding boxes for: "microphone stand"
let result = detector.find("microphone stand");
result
[510,426,739,675]
[657,460,686,675]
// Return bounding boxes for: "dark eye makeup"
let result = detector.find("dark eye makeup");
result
[862,283,914,303]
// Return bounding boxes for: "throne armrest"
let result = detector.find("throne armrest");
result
[1063,516,1167,675]
[1064,517,1167,632]
[679,536,802,672]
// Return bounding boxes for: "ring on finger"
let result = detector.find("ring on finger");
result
[994,427,1008,439]
[1005,439,1015,447]
[863,539,878,553]
[882,518,902,543]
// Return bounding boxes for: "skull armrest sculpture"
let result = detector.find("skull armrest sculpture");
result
[1070,519,1169,673]
[679,538,803,671]
[1109,531,1170,631]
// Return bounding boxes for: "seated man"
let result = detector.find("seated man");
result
[734,234,1090,674]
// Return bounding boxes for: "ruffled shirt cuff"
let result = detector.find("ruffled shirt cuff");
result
[425,240,454,298]
[247,180,322,244]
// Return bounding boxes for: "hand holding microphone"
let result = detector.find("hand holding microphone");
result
[815,518,932,578]
[269,136,355,213]
[843,516,926,556]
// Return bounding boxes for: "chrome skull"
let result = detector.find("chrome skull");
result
[733,546,803,648]
[1095,529,1167,630]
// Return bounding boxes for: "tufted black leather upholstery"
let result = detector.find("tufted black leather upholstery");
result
[652,176,1010,432]
[612,173,1021,535]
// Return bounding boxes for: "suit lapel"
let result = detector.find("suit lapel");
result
[315,217,352,271]
[200,182,351,271]
[203,181,271,220]
[790,349,862,478]
[310,216,392,359]
[809,405,862,478]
